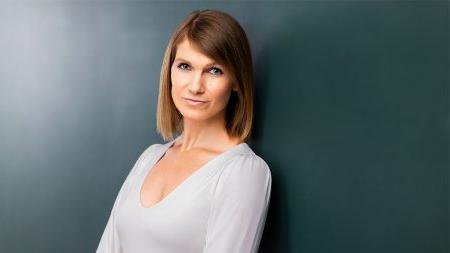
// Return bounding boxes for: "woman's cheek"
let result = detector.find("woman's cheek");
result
[212,82,232,107]
[171,69,180,86]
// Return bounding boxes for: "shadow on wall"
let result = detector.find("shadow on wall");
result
[252,2,449,252]
[251,10,296,253]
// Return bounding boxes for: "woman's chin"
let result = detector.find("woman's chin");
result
[179,110,211,121]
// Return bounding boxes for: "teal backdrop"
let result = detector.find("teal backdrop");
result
[0,1,448,252]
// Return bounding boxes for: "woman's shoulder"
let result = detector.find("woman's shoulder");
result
[136,142,165,165]
[127,142,164,174]
[236,144,271,169]
[222,148,272,182]
[232,152,270,168]
[213,148,272,204]
[141,142,163,157]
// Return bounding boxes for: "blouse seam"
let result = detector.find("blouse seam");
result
[202,152,256,249]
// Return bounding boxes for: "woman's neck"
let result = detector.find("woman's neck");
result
[176,117,239,152]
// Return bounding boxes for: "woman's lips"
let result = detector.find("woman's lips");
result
[183,98,208,106]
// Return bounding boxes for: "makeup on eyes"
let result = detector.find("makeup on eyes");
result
[176,63,223,76]
[174,58,224,76]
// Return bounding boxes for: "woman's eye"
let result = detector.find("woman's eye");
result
[177,63,190,70]
[177,63,223,76]
[209,67,223,76]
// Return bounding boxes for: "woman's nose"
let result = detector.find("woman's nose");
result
[188,73,205,94]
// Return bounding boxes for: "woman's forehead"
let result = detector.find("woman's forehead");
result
[174,39,222,67]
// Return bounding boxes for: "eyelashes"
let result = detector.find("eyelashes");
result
[176,63,224,76]
[177,63,190,71]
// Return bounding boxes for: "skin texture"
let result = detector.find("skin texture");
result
[139,38,241,208]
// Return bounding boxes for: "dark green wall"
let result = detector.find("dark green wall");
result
[0,1,447,252]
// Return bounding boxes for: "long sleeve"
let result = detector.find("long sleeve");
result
[96,144,158,253]
[202,154,272,253]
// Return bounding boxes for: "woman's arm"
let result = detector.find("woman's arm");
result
[96,144,159,253]
[202,154,272,253]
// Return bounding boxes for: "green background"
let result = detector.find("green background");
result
[0,1,447,252]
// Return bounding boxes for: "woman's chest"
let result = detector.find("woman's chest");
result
[139,153,211,208]
[114,167,218,253]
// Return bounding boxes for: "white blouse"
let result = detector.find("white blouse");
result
[96,135,272,253]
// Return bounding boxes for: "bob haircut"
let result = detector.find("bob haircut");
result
[156,9,255,143]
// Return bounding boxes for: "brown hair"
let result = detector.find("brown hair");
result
[156,9,254,143]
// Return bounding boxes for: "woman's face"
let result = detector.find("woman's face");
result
[170,38,235,122]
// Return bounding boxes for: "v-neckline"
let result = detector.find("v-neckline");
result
[138,136,248,210]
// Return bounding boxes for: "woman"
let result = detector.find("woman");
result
[96,9,272,253]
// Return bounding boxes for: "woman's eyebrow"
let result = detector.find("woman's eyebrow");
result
[174,57,220,67]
